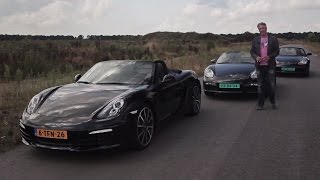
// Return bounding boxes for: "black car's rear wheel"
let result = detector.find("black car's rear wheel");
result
[131,105,154,150]
[186,84,201,116]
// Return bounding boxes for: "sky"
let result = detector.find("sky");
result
[0,0,320,36]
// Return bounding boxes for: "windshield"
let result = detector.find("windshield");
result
[279,47,305,56]
[216,52,255,64]
[78,61,154,85]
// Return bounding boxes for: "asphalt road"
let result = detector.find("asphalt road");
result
[1,54,320,180]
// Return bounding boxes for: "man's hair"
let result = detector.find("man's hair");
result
[257,22,267,28]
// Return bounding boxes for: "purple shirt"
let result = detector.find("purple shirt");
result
[260,36,268,66]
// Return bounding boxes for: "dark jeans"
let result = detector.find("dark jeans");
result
[257,66,276,106]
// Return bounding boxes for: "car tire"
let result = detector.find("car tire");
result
[185,84,201,116]
[130,105,155,150]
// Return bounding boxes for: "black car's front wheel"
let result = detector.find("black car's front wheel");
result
[131,105,155,150]
[186,84,201,116]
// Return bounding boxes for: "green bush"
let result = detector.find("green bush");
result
[4,64,11,80]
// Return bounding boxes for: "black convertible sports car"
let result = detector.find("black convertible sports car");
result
[203,51,258,95]
[276,45,312,76]
[20,60,201,151]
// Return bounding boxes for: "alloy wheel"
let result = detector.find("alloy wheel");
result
[136,107,154,147]
[192,86,201,113]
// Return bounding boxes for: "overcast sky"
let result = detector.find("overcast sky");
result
[0,0,320,36]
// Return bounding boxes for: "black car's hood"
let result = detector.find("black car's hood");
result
[276,55,304,62]
[37,83,138,118]
[211,64,255,77]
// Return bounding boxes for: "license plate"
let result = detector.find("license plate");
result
[281,67,295,72]
[219,83,240,88]
[35,129,68,139]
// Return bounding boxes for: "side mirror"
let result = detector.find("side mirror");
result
[307,52,312,56]
[210,59,217,64]
[162,74,176,83]
[74,74,82,82]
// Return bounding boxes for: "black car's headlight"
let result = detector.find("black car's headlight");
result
[204,68,215,78]
[26,94,43,114]
[96,98,125,121]
[250,70,257,79]
[298,57,308,65]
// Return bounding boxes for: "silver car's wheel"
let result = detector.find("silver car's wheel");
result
[135,106,154,148]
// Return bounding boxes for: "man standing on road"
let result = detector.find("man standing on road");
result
[250,22,279,110]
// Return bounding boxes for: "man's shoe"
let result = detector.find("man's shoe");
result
[256,106,263,110]
[271,104,278,110]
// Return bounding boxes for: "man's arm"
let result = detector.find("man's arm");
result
[250,37,260,62]
[268,37,279,59]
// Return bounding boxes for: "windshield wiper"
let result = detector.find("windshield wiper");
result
[77,81,92,84]
[95,82,133,85]
[239,62,255,64]
[217,62,230,64]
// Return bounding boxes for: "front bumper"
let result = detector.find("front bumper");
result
[203,78,258,94]
[19,117,132,151]
[276,64,309,74]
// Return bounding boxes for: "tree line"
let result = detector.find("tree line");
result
[1,31,319,42]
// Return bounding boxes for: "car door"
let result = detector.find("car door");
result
[154,62,181,120]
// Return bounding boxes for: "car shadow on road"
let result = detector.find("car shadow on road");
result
[276,70,317,78]
[27,113,195,163]
[29,145,134,162]
[205,93,257,102]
